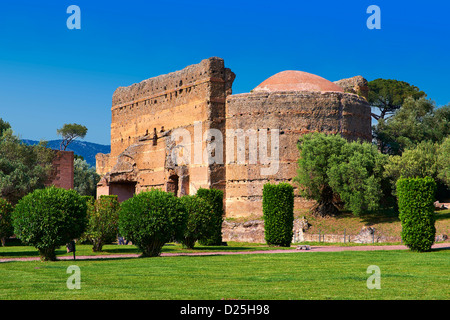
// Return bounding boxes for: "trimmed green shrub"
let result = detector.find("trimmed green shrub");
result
[0,198,14,246]
[196,188,224,245]
[179,195,216,249]
[263,182,294,247]
[82,195,95,206]
[12,186,88,261]
[396,176,436,252]
[83,195,120,252]
[119,189,187,257]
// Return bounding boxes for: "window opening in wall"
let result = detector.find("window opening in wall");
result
[152,128,157,146]
[167,175,179,197]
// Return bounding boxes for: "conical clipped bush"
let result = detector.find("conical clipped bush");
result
[196,188,224,246]
[396,176,436,252]
[263,182,294,247]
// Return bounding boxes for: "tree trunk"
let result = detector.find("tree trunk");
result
[39,247,57,261]
[92,240,103,252]
[311,186,340,217]
[141,241,164,257]
[182,237,196,249]
[311,201,340,217]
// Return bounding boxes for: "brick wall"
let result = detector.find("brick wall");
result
[45,150,74,190]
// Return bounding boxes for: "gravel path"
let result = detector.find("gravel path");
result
[1,242,448,263]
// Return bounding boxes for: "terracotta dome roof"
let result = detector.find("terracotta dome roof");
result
[253,70,344,93]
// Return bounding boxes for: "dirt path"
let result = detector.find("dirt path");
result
[1,242,448,263]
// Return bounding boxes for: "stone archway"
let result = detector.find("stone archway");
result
[167,174,179,197]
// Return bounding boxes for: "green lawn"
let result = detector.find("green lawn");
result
[0,247,448,300]
[0,242,295,259]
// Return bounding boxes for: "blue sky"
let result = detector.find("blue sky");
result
[0,0,449,145]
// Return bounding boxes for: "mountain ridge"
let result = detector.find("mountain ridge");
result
[22,139,110,168]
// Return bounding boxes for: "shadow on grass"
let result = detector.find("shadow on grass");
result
[99,247,140,255]
[0,250,40,258]
[435,211,450,221]
[0,248,71,258]
[431,246,450,252]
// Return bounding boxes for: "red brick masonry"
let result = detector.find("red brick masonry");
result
[45,150,74,190]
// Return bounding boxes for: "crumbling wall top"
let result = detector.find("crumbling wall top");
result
[112,57,229,108]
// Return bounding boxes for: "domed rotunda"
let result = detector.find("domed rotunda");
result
[224,69,372,217]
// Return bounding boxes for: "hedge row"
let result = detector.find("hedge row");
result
[2,177,438,259]
[3,186,226,260]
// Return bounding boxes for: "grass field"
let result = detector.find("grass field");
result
[0,242,296,259]
[1,210,449,301]
[0,245,448,300]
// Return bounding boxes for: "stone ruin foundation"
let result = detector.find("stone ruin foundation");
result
[96,57,373,243]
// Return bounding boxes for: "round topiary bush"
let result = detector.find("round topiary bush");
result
[396,176,437,252]
[119,189,187,257]
[179,195,215,249]
[12,186,88,261]
[263,182,294,247]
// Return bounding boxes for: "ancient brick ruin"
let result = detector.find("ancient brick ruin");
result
[96,57,371,218]
[45,150,74,190]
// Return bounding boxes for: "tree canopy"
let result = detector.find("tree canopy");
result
[57,123,88,151]
[373,97,450,155]
[295,133,346,216]
[0,119,54,204]
[368,78,426,121]
[384,138,450,200]
[73,158,100,197]
[295,133,389,216]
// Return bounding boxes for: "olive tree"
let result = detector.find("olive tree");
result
[295,133,390,216]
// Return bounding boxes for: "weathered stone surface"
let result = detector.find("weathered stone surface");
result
[334,76,369,100]
[222,217,311,244]
[222,220,266,243]
[96,57,372,220]
[435,234,448,242]
[225,88,371,218]
[97,57,235,200]
[351,226,378,244]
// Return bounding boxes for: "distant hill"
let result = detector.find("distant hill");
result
[22,139,110,168]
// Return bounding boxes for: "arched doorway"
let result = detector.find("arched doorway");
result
[167,174,179,197]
